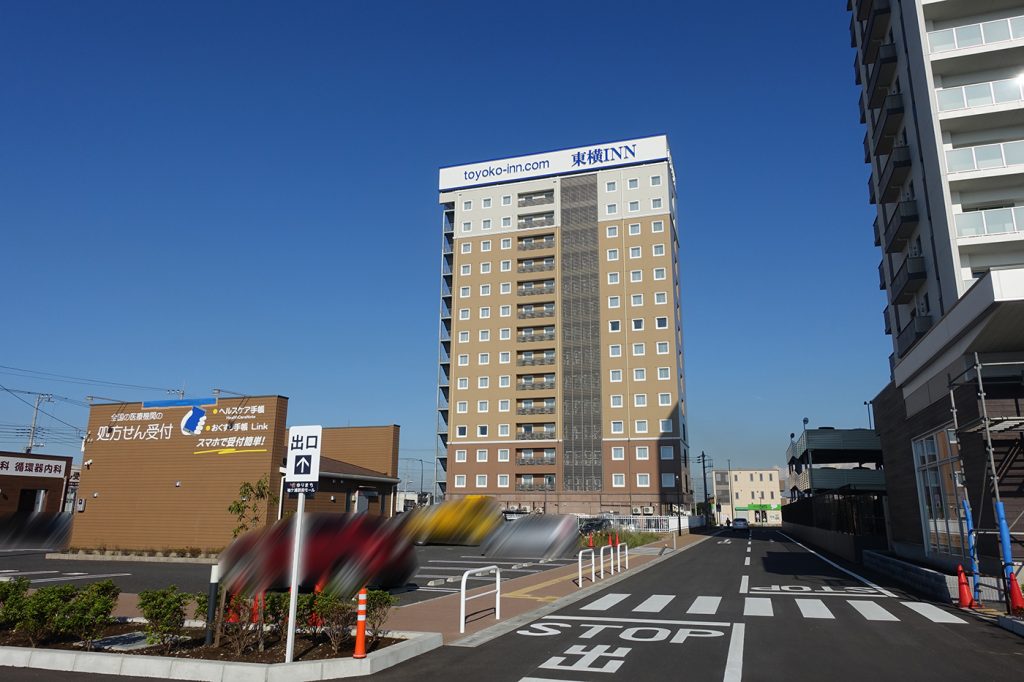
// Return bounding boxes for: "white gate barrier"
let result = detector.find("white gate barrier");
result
[599,544,616,579]
[578,548,595,588]
[459,565,501,634]
[617,543,629,571]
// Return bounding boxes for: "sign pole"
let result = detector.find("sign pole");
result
[284,491,305,663]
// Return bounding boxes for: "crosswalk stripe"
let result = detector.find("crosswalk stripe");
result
[848,600,899,621]
[795,599,834,619]
[580,593,630,611]
[743,597,773,617]
[900,601,966,624]
[633,595,674,613]
[687,596,722,615]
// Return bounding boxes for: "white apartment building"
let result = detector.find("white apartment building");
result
[849,0,1024,572]
[712,468,784,526]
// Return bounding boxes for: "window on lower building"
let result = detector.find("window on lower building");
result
[476,449,488,462]
[637,473,650,487]
[456,425,467,437]
[455,449,467,462]
[661,473,675,488]
[636,446,649,460]
[476,475,487,488]
[611,421,624,434]
[612,473,626,487]
[454,475,466,487]
[612,446,625,460]
[660,445,674,460]
[498,474,509,488]
[498,448,510,462]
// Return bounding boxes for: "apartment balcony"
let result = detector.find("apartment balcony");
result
[794,467,885,493]
[516,484,556,492]
[517,431,556,441]
[878,145,911,202]
[946,139,1024,182]
[936,77,1024,116]
[891,256,926,304]
[517,285,555,296]
[861,0,891,65]
[518,239,556,251]
[868,174,876,204]
[955,206,1024,239]
[518,193,554,208]
[883,200,919,254]
[516,456,556,466]
[872,216,881,247]
[518,213,555,229]
[878,260,886,290]
[867,42,897,107]
[872,93,904,156]
[517,356,556,366]
[863,131,871,163]
[518,263,555,273]
[517,381,556,391]
[518,332,556,342]
[517,406,555,415]
[853,50,862,86]
[853,0,875,22]
[927,14,1024,56]
[518,308,555,319]
[896,315,932,357]
[882,305,892,335]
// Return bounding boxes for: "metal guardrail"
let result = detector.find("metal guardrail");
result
[459,565,501,634]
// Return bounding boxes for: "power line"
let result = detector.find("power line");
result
[0,383,84,432]
[0,364,176,393]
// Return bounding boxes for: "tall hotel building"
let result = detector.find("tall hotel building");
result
[434,136,691,515]
[850,1,1024,572]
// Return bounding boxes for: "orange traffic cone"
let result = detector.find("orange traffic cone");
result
[1008,573,1024,614]
[607,533,613,546]
[588,532,594,548]
[956,564,976,608]
[353,587,367,659]
[615,532,620,546]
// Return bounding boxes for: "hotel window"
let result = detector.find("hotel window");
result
[482,219,492,230]
[498,448,510,462]
[636,446,649,460]
[654,267,666,280]
[479,329,490,342]
[455,449,467,462]
[476,449,488,462]
[609,320,621,332]
[606,181,616,192]
[480,284,491,296]
[660,418,673,433]
[608,272,620,285]
[476,475,487,488]
[660,445,674,460]
[609,344,622,357]
[651,175,662,186]
[655,292,668,304]
[497,474,509,488]
[456,425,467,437]
[628,178,639,189]
[459,286,470,298]
[501,216,511,228]
[499,424,510,437]
[656,342,669,355]
[611,420,624,434]
[653,244,665,256]
[629,246,642,259]
[607,225,618,237]
[606,204,618,215]
[634,368,646,381]
[463,200,472,211]
[630,270,642,282]
[652,220,664,233]
[637,473,650,487]
[631,294,643,307]
[460,264,471,275]
[632,343,645,356]
[457,354,469,366]
[457,377,469,389]
[634,393,647,407]
[480,307,491,319]
[482,197,492,208]
[500,259,511,271]
[651,198,663,210]
[608,296,621,308]
[628,201,639,212]
[477,400,489,413]
[500,282,511,294]
[658,392,671,406]
[612,473,625,487]
[477,425,488,437]
[499,328,511,340]
[480,262,491,274]
[458,331,470,342]
[635,420,648,433]
[499,305,511,317]
[481,240,492,252]
[629,223,641,235]
[658,367,671,380]
[500,238,512,249]
[607,248,619,261]
[461,243,471,254]
[632,318,644,331]
[499,351,511,364]
[610,369,623,382]
[499,375,510,388]
[456,401,468,413]
[454,475,466,488]
[661,473,675,488]
[462,221,471,232]
[656,316,668,329]
[499,399,510,412]
[478,376,490,389]
[612,446,625,460]
[610,394,623,408]
[502,195,511,206]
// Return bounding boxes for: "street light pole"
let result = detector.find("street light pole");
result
[863,401,874,430]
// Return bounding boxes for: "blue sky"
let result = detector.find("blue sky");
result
[0,1,890,489]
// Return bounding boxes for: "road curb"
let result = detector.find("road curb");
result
[996,615,1024,638]
[45,553,218,565]
[449,532,719,648]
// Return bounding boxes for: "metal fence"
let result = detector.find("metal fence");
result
[577,515,705,533]
[781,494,886,537]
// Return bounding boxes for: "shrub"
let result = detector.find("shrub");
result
[137,586,189,654]
[64,581,119,651]
[222,592,262,655]
[296,592,322,638]
[0,577,31,630]
[263,591,289,637]
[365,590,397,647]
[315,591,355,655]
[16,584,76,647]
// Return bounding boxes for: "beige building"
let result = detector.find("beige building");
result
[712,468,784,526]
[435,136,690,515]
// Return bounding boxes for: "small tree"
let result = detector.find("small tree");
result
[64,581,120,651]
[229,474,277,538]
[16,584,76,647]
[365,590,397,648]
[138,586,189,654]
[314,591,356,655]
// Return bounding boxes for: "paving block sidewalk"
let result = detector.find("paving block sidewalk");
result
[383,533,706,643]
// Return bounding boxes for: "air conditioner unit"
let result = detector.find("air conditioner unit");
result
[631,506,642,515]
[520,505,531,513]
[642,506,654,515]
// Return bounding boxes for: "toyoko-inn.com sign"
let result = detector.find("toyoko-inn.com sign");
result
[439,135,670,191]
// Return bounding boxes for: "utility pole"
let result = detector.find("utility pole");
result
[694,451,711,524]
[25,394,54,454]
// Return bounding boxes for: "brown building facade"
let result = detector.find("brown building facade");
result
[0,452,73,514]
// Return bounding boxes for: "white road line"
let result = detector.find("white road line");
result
[686,596,722,615]
[633,595,674,613]
[521,677,588,682]
[32,573,130,584]
[0,548,55,553]
[739,575,749,594]
[848,600,899,621]
[723,623,745,682]
[901,602,967,624]
[62,572,88,576]
[776,531,898,598]
[1,571,58,576]
[795,599,834,619]
[743,597,773,617]
[580,593,631,611]
[745,547,751,553]
[744,557,750,566]
[542,615,731,627]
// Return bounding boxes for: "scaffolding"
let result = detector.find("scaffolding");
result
[948,352,1024,612]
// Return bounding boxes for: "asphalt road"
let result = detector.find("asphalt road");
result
[4,528,1023,681]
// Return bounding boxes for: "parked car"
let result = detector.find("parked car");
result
[578,518,612,536]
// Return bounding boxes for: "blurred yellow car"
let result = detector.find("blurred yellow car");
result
[402,496,501,546]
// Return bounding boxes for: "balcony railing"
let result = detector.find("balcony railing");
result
[517,285,555,296]
[872,93,904,156]
[518,214,555,229]
[937,77,1024,113]
[517,431,556,441]
[518,263,555,273]
[878,145,911,202]
[896,315,932,357]
[946,139,1024,175]
[884,200,919,253]
[891,256,926,304]
[517,407,555,415]
[955,206,1024,238]
[878,260,886,291]
[518,309,555,319]
[518,194,554,208]
[516,457,556,466]
[517,356,556,366]
[883,305,892,335]
[516,483,556,492]
[518,381,556,391]
[862,0,891,65]
[518,332,556,342]
[518,239,556,251]
[867,42,897,107]
[928,14,1024,54]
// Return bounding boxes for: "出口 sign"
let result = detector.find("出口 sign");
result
[0,456,67,478]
